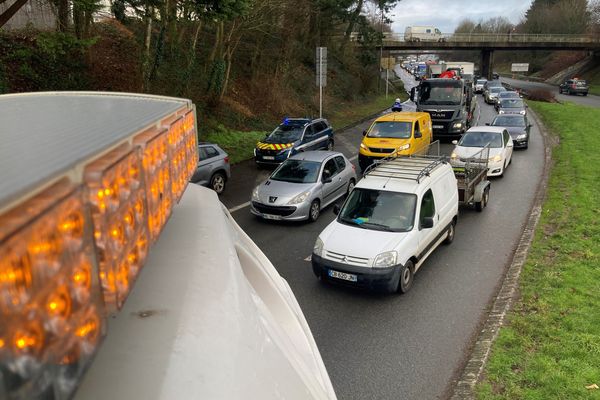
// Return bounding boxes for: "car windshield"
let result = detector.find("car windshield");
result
[270,160,320,183]
[499,92,519,99]
[459,131,503,148]
[476,80,487,85]
[367,121,412,139]
[338,189,417,232]
[500,99,524,108]
[417,81,463,105]
[492,115,525,127]
[490,87,505,94]
[266,122,306,143]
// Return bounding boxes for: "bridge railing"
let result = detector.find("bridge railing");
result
[381,32,600,43]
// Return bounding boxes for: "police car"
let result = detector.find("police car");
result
[254,118,334,166]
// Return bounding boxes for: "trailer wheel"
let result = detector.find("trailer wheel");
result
[475,187,489,212]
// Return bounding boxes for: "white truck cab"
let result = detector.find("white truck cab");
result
[312,156,458,293]
[0,92,336,400]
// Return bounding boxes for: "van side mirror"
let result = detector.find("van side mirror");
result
[485,123,490,126]
[362,130,367,136]
[333,204,340,215]
[421,217,434,229]
[528,124,533,128]
[414,130,422,138]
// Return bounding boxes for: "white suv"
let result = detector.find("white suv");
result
[312,156,459,293]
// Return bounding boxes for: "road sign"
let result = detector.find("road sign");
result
[316,47,327,87]
[380,57,395,70]
[511,63,529,72]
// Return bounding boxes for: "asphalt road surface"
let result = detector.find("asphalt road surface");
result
[217,69,546,400]
[502,77,600,108]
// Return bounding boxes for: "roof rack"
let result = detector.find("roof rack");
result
[363,154,448,184]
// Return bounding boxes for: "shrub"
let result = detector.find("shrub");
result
[525,88,557,103]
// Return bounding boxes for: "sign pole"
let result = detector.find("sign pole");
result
[385,67,389,99]
[319,47,323,119]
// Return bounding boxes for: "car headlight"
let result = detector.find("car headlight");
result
[499,110,505,114]
[452,122,462,129]
[397,143,410,151]
[520,110,526,115]
[288,190,311,205]
[360,142,368,150]
[517,134,527,139]
[451,152,458,160]
[252,186,260,201]
[373,251,397,268]
[313,237,324,257]
[489,155,502,162]
[254,148,257,157]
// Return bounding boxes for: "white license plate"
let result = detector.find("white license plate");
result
[432,125,443,129]
[262,156,275,160]
[328,269,357,282]
[263,214,281,220]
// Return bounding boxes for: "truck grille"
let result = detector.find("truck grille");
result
[324,250,369,267]
[427,110,454,120]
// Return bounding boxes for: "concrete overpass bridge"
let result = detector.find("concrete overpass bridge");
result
[378,33,600,79]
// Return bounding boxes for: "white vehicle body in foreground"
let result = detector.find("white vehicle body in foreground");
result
[312,157,459,293]
[76,185,336,400]
[0,92,335,400]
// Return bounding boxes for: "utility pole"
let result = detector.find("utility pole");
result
[379,4,384,91]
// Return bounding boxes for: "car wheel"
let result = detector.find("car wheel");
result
[443,220,456,244]
[326,140,334,151]
[583,93,588,97]
[210,172,226,194]
[308,200,320,222]
[398,260,414,294]
[346,179,355,196]
[476,187,489,212]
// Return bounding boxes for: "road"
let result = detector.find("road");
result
[217,69,546,400]
[501,76,600,108]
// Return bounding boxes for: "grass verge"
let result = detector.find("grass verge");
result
[589,84,599,96]
[476,101,600,399]
[200,93,405,164]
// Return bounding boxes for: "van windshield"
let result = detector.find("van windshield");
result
[338,189,417,232]
[367,121,412,139]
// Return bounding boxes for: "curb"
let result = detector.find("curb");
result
[449,107,557,399]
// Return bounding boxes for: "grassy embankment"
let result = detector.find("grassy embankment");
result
[201,93,403,164]
[582,64,600,96]
[477,101,600,399]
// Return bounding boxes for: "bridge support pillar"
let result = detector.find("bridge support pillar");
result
[481,49,494,80]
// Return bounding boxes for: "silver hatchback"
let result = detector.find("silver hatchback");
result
[190,143,231,194]
[251,151,357,222]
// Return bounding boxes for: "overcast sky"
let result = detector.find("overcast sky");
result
[389,0,533,33]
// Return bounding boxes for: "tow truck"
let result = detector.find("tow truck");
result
[0,92,336,400]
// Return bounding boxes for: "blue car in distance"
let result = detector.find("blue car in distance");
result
[254,118,334,167]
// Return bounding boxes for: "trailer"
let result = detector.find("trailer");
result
[450,146,491,211]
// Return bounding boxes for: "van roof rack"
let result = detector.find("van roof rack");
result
[363,154,448,185]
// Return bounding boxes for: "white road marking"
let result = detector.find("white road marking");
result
[229,201,250,212]
[304,255,312,262]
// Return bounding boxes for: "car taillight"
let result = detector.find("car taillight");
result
[224,156,230,164]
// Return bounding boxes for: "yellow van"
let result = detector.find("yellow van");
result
[358,112,432,171]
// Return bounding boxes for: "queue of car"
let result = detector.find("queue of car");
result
[190,74,530,297]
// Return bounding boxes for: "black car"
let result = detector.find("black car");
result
[489,114,532,149]
[559,79,589,96]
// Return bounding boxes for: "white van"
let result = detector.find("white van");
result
[312,156,458,293]
[404,26,444,42]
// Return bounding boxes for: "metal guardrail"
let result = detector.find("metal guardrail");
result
[381,32,600,44]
